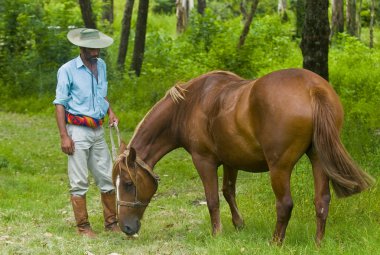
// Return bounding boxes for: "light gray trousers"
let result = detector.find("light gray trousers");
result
[67,124,115,196]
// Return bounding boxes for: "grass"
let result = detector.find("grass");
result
[0,111,379,254]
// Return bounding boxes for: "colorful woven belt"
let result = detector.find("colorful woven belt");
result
[65,112,103,128]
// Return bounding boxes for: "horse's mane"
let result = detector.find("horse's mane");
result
[166,84,187,104]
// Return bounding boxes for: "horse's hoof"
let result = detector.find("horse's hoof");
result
[270,236,284,246]
[233,220,245,231]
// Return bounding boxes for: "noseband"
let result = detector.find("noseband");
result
[116,150,159,209]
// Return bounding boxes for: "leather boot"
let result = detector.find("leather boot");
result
[70,195,97,238]
[101,191,120,232]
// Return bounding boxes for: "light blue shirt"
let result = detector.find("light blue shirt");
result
[53,56,109,119]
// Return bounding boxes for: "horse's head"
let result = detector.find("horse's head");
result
[112,145,159,236]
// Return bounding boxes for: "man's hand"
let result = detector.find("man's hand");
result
[61,134,75,155]
[108,108,119,127]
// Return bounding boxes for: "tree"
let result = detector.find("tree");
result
[102,0,114,24]
[278,0,288,21]
[238,0,259,48]
[78,0,97,28]
[117,0,135,69]
[330,0,344,40]
[131,0,149,76]
[358,0,363,38]
[369,0,375,48]
[295,0,305,38]
[197,0,206,15]
[176,0,194,33]
[346,0,357,36]
[300,0,330,81]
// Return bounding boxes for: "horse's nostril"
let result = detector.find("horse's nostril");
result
[122,224,138,236]
[123,225,134,235]
[121,220,141,236]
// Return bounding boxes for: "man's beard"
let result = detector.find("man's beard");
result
[88,57,98,64]
[83,48,98,64]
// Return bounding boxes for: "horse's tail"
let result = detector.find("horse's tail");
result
[311,87,374,198]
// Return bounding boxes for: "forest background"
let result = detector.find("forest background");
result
[1,0,380,254]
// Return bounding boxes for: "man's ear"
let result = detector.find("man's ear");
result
[127,147,136,167]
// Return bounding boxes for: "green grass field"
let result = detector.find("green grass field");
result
[0,111,379,254]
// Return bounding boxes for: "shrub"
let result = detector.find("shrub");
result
[329,33,380,158]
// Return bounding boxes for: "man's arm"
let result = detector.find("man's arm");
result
[55,104,75,155]
[105,97,119,126]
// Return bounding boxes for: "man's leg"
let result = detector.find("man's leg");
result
[88,127,119,232]
[67,125,96,237]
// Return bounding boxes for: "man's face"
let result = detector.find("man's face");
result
[81,47,100,64]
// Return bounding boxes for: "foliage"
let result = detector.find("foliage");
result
[359,0,380,27]
[0,0,83,98]
[329,33,380,158]
[152,0,176,15]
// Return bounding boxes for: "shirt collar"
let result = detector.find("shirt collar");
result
[75,55,85,69]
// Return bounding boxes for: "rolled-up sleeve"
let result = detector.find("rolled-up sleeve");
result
[53,66,71,108]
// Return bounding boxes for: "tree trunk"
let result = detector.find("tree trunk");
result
[131,0,149,76]
[278,0,288,22]
[240,1,248,21]
[102,0,114,24]
[176,0,194,33]
[358,0,362,39]
[346,0,357,37]
[78,0,97,29]
[176,0,187,34]
[300,0,330,81]
[197,0,206,15]
[330,0,344,39]
[295,0,305,38]
[238,0,259,48]
[369,0,375,48]
[117,0,134,69]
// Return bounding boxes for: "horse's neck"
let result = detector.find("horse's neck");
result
[129,99,177,167]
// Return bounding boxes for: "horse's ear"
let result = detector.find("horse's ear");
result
[127,147,137,166]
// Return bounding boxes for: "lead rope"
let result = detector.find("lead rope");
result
[110,123,121,161]
[110,123,122,215]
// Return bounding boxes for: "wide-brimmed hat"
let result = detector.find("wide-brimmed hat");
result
[67,28,113,48]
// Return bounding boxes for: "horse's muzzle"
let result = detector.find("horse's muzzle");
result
[120,219,141,236]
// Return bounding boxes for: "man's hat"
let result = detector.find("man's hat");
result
[67,28,113,48]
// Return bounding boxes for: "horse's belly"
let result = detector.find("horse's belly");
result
[216,135,268,172]
[223,156,269,172]
[211,118,267,171]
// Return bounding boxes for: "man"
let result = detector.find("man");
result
[53,28,119,237]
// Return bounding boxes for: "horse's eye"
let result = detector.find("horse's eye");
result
[124,181,134,192]
[125,180,133,186]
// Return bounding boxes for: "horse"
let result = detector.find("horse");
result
[112,68,374,245]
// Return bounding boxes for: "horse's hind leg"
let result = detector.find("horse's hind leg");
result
[307,151,331,246]
[222,165,244,229]
[269,167,293,244]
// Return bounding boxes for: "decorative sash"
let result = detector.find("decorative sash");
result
[65,112,103,128]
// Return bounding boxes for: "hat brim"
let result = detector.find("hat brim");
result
[67,28,114,48]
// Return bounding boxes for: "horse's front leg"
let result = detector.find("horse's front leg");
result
[192,154,221,235]
[222,165,244,229]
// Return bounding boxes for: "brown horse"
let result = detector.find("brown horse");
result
[112,68,373,245]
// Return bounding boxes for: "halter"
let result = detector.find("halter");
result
[110,125,159,211]
[115,150,160,210]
